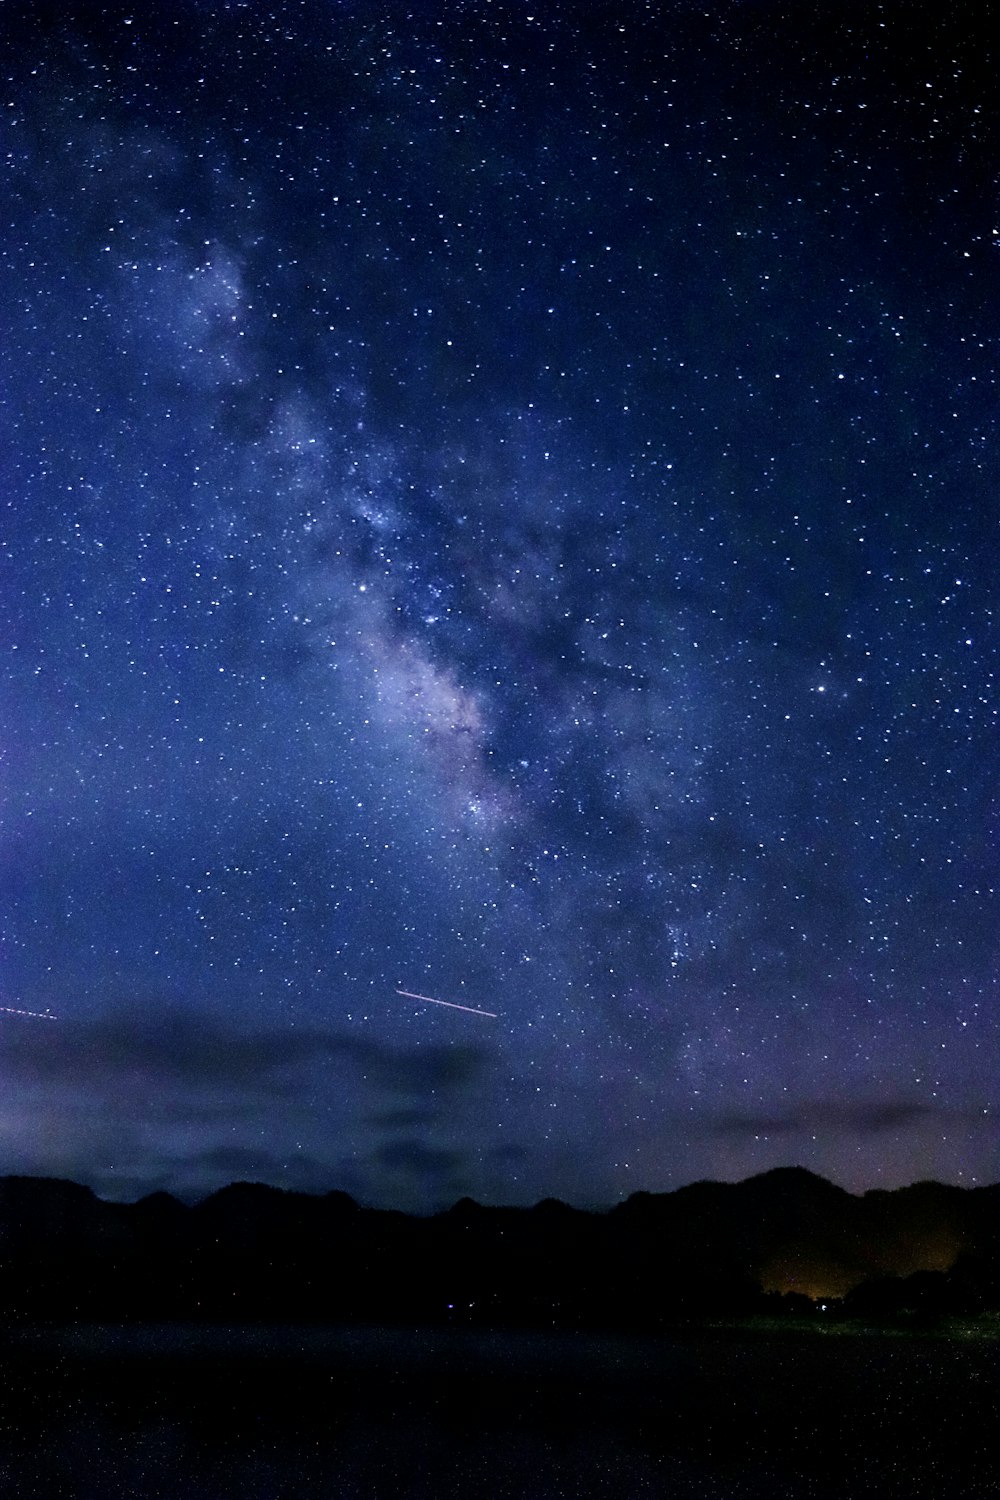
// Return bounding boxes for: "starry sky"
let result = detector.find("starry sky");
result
[1,0,996,1211]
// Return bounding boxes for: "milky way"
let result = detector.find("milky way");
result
[1,1,996,1209]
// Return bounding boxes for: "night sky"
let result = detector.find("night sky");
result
[1,1,996,1211]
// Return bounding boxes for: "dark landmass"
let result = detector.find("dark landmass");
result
[3,1322,997,1498]
[2,1166,998,1330]
[3,1168,998,1495]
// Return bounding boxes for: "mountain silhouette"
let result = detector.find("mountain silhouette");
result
[1,1168,996,1327]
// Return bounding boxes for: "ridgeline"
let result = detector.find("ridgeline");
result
[1,1166,997,1329]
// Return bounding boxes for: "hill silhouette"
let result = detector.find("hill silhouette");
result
[1,1167,997,1328]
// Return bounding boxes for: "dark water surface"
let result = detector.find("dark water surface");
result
[1,1324,996,1497]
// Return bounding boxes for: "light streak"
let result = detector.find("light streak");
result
[395,989,497,1019]
[0,1005,58,1020]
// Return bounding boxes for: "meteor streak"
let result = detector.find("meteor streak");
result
[396,989,497,1018]
[0,1005,58,1020]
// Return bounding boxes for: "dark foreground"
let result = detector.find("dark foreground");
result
[1,1324,997,1498]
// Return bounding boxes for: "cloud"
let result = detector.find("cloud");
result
[708,1098,954,1141]
[485,1143,530,1163]
[366,1135,473,1209]
[373,1138,465,1175]
[1,1010,330,1093]
[79,1144,336,1205]
[371,1040,487,1095]
[0,1007,488,1100]
[0,1006,493,1207]
[368,1106,440,1129]
[846,1102,945,1133]
[710,1113,797,1139]
[182,1143,330,1186]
